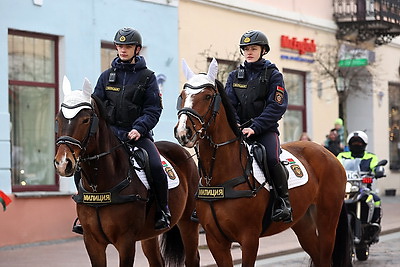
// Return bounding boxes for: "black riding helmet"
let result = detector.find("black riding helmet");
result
[114,27,142,47]
[239,30,270,55]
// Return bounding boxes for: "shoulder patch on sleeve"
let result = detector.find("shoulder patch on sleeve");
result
[275,86,285,104]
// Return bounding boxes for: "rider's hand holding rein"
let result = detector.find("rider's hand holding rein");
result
[128,129,141,141]
[242,127,255,137]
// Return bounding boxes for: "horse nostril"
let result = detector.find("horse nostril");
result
[186,128,193,141]
[66,158,73,173]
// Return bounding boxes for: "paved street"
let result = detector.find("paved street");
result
[0,195,399,266]
[249,231,400,266]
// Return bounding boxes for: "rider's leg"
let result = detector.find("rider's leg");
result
[370,194,382,242]
[270,162,293,222]
[136,138,171,230]
[72,171,83,235]
[259,132,292,223]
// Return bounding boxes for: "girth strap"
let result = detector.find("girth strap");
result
[73,176,148,207]
[196,175,256,201]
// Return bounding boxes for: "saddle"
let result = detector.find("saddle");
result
[249,141,289,188]
[126,144,154,186]
[250,142,271,183]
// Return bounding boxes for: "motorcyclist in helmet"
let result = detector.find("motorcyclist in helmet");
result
[225,30,292,223]
[72,27,171,234]
[337,131,382,241]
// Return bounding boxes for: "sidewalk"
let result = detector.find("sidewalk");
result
[0,195,399,267]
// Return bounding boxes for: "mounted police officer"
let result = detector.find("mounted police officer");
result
[73,27,170,233]
[225,30,292,223]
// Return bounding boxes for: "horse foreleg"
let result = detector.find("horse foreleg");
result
[291,205,319,265]
[206,234,233,267]
[83,236,107,267]
[113,238,136,267]
[141,237,164,267]
[240,236,260,267]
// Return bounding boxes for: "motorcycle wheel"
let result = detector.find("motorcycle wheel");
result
[355,244,369,261]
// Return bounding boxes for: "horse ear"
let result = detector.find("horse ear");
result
[82,77,93,101]
[207,58,218,82]
[62,75,72,96]
[182,58,195,81]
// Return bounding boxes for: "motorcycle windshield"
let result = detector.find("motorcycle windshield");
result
[342,158,362,172]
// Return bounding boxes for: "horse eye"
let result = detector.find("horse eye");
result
[82,118,90,124]
[205,95,212,100]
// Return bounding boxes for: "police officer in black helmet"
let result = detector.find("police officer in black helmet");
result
[72,27,171,234]
[225,30,292,223]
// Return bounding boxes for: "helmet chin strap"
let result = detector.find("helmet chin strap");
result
[258,50,265,61]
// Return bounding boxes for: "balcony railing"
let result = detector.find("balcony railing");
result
[333,0,400,45]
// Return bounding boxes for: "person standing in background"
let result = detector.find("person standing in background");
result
[334,118,345,150]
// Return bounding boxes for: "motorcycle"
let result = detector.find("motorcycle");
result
[343,158,387,261]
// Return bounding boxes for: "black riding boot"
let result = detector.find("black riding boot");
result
[72,172,84,235]
[270,163,293,223]
[153,175,171,230]
[191,209,199,222]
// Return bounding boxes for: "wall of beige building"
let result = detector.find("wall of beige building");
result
[179,0,400,194]
[373,41,400,193]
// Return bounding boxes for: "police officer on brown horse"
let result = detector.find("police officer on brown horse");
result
[225,30,292,223]
[73,27,171,233]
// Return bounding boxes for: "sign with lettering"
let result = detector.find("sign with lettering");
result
[281,35,317,55]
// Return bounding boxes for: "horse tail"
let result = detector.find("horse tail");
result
[332,202,353,267]
[160,225,185,266]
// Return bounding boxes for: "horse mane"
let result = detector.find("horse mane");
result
[215,80,242,137]
[91,94,108,123]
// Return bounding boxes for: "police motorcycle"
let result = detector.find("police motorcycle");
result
[343,158,387,261]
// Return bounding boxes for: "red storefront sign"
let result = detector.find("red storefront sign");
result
[281,35,316,55]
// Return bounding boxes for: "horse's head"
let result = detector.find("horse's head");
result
[54,77,98,177]
[174,58,222,147]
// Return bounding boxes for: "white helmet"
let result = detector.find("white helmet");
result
[347,131,368,145]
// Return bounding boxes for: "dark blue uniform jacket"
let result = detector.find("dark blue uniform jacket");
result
[93,56,161,141]
[225,59,288,135]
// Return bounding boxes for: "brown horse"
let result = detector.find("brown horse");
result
[174,59,351,267]
[54,78,200,267]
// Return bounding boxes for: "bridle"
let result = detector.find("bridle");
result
[56,102,98,155]
[55,102,124,180]
[177,83,242,186]
[177,83,222,139]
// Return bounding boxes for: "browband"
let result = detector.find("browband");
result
[183,83,215,90]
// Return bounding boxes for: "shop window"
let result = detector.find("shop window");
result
[8,30,58,191]
[389,82,400,170]
[282,69,306,142]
